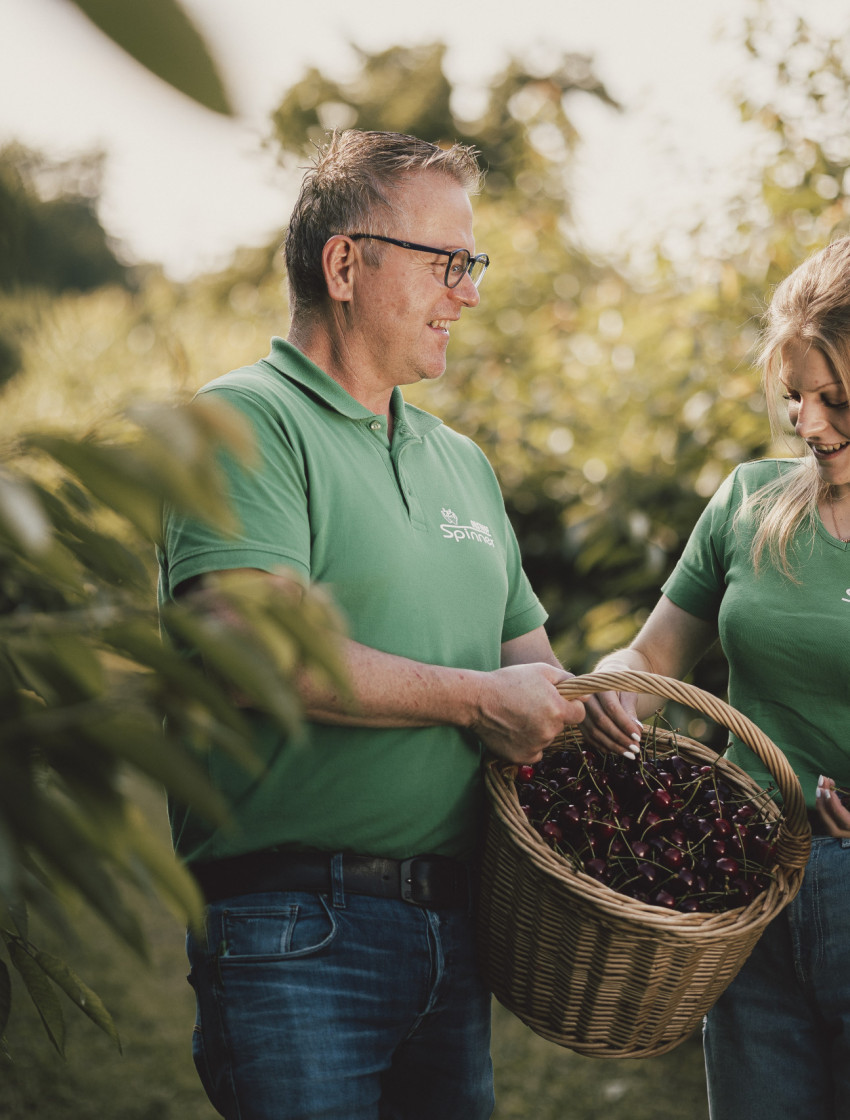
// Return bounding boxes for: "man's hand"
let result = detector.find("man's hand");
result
[470,662,584,765]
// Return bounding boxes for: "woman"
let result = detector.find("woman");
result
[581,236,850,1120]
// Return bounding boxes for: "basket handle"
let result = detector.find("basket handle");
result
[557,669,811,871]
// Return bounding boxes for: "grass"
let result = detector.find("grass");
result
[0,781,709,1119]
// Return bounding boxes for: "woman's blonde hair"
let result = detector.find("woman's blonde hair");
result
[742,237,850,575]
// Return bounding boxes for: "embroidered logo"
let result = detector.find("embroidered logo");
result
[843,587,850,604]
[439,508,495,548]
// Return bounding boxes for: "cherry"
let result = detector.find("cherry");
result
[517,764,536,783]
[652,889,676,908]
[557,806,582,833]
[661,847,684,871]
[532,788,553,812]
[650,789,674,814]
[715,857,740,878]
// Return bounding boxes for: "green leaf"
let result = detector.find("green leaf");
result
[0,469,51,555]
[2,791,148,958]
[7,939,66,1056]
[122,803,205,932]
[33,482,149,590]
[68,0,233,116]
[81,711,232,827]
[167,609,305,734]
[5,632,105,706]
[25,435,163,541]
[31,949,121,1052]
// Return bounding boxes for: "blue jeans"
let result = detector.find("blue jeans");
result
[703,837,850,1120]
[186,887,494,1120]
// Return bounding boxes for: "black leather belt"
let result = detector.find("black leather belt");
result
[189,849,472,910]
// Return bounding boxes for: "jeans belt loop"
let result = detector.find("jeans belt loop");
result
[330,851,346,909]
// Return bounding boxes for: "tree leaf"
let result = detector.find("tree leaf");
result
[81,712,232,827]
[6,939,66,1057]
[31,949,121,1052]
[25,435,163,541]
[68,0,233,116]
[122,803,205,932]
[0,469,51,555]
[2,790,148,959]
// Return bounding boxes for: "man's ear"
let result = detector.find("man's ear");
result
[322,235,357,303]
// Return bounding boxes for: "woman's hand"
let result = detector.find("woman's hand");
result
[579,660,645,759]
[579,598,718,761]
[816,776,850,837]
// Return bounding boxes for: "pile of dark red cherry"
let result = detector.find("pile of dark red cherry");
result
[515,739,781,913]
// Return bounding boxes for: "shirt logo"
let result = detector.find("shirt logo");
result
[439,508,495,548]
[843,587,850,604]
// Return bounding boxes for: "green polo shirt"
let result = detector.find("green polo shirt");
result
[159,338,547,862]
[663,459,850,808]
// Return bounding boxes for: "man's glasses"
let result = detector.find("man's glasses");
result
[348,234,490,290]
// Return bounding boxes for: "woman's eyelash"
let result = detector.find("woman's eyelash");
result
[782,392,849,409]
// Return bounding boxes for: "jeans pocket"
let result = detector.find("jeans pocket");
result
[219,893,339,962]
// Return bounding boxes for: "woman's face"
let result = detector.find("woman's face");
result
[780,340,850,494]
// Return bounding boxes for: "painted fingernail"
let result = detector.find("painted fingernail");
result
[623,750,636,760]
[633,718,643,728]
[630,732,641,743]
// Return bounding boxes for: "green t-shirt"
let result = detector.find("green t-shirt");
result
[158,338,547,862]
[662,458,850,808]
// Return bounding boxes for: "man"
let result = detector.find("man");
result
[158,129,583,1120]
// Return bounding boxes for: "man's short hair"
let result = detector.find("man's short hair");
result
[284,130,483,316]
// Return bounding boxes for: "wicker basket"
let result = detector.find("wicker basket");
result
[477,669,812,1059]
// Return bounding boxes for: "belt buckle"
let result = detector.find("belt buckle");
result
[400,857,424,906]
[399,856,466,908]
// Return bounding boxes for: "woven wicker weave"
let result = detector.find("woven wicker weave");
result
[477,670,811,1058]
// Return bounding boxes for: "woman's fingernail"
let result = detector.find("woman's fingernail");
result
[630,732,641,743]
[818,775,826,787]
[623,750,636,760]
[633,718,643,728]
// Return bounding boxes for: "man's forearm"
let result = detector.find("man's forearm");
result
[298,638,483,729]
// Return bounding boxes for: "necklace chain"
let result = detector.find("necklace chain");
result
[828,489,850,543]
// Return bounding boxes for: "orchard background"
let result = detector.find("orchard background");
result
[1,1,847,1115]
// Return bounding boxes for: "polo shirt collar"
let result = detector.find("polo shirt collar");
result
[264,337,442,438]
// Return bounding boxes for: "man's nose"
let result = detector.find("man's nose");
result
[451,272,480,308]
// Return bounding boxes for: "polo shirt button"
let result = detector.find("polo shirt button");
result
[369,420,381,431]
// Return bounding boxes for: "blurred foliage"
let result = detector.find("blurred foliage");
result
[0,397,346,1056]
[0,145,131,297]
[0,144,133,392]
[0,0,344,1059]
[67,0,233,115]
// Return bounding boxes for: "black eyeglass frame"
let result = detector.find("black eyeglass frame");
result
[347,233,489,289]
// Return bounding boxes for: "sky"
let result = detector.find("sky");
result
[1,0,847,280]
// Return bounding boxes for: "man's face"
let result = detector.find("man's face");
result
[348,171,481,389]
